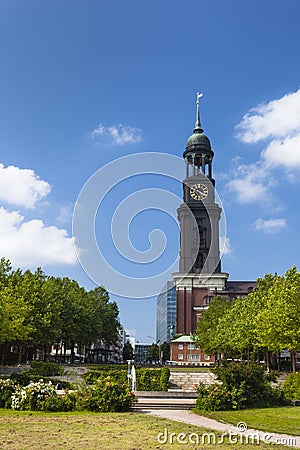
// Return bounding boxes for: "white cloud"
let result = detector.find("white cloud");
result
[91,123,143,146]
[219,236,232,255]
[254,217,287,234]
[0,164,51,209]
[0,207,77,268]
[236,89,300,143]
[229,89,300,207]
[226,161,274,204]
[57,204,73,224]
[262,134,300,169]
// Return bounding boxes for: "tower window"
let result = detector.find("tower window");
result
[204,295,213,305]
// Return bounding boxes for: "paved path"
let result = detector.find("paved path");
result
[140,409,300,448]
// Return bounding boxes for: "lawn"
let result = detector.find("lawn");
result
[0,409,288,449]
[195,406,300,436]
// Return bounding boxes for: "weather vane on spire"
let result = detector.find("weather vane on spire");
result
[196,92,203,105]
[194,92,203,132]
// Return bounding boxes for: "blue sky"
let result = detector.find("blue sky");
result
[1,0,300,343]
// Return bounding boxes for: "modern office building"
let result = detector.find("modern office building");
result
[156,281,176,344]
[134,342,152,363]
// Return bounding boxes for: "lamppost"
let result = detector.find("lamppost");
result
[169,325,175,361]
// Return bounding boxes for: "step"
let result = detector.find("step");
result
[133,391,198,410]
[168,371,216,391]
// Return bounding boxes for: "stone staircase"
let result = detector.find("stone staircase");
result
[132,371,216,410]
[169,371,216,391]
[132,391,198,410]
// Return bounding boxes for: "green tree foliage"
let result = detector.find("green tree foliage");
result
[193,296,230,355]
[147,343,159,361]
[194,268,300,371]
[122,342,134,361]
[0,260,34,350]
[255,267,300,372]
[160,342,170,362]
[0,258,120,364]
[216,294,261,356]
[283,373,300,400]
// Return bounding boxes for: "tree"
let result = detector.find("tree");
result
[147,343,159,362]
[0,266,36,362]
[256,267,300,372]
[122,342,134,361]
[194,296,230,356]
[160,342,170,362]
[0,283,34,357]
[216,293,264,359]
[0,259,120,364]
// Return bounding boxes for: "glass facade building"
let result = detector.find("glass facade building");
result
[156,281,177,344]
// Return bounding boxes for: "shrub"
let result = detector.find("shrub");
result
[160,367,170,391]
[40,392,77,412]
[213,362,283,408]
[10,372,72,389]
[196,382,233,411]
[29,362,63,377]
[77,377,135,412]
[10,371,31,386]
[0,379,17,408]
[84,369,127,385]
[11,380,56,411]
[283,373,300,400]
[84,367,170,391]
[195,362,286,411]
[136,368,169,391]
[4,376,135,413]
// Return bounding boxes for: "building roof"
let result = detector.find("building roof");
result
[172,335,194,343]
[226,281,257,293]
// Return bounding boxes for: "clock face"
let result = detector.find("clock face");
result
[190,183,208,200]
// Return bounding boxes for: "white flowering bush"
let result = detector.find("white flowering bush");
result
[11,379,56,411]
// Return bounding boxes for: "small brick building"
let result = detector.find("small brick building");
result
[170,335,214,366]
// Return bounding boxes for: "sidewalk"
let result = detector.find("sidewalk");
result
[141,409,300,448]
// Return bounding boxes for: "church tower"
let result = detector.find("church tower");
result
[173,93,228,334]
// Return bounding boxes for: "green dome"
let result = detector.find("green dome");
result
[183,131,214,161]
[185,132,211,150]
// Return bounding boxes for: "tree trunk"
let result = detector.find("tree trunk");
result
[55,344,59,363]
[18,344,23,364]
[265,350,270,372]
[63,340,67,364]
[291,350,297,372]
[71,341,75,364]
[0,343,4,365]
[44,343,47,362]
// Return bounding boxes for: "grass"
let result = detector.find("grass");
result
[0,408,288,449]
[195,406,300,436]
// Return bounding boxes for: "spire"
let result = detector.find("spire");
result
[193,92,204,134]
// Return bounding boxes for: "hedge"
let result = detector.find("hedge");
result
[84,367,170,391]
